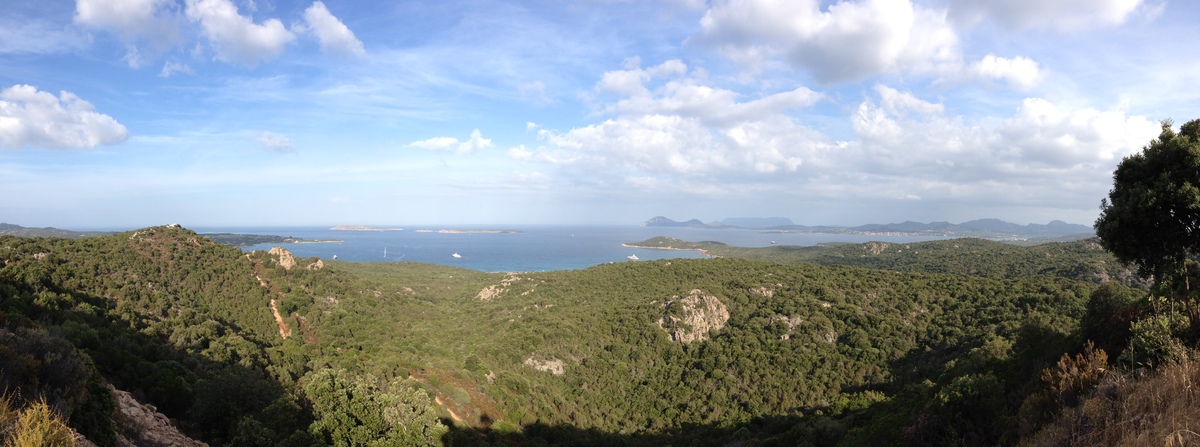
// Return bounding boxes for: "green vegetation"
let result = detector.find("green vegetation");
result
[0,222,112,238]
[628,236,1142,286]
[0,218,1183,446]
[0,395,76,447]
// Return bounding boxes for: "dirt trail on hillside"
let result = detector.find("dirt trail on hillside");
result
[269,298,291,339]
[256,273,292,340]
[434,395,464,423]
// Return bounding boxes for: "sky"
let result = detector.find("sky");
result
[0,0,1195,229]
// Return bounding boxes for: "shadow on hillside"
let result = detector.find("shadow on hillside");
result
[0,274,313,446]
[438,411,850,447]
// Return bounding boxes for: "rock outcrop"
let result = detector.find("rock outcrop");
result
[657,289,730,344]
[111,386,209,447]
[268,247,296,270]
[476,274,524,301]
[769,315,804,340]
[524,356,565,375]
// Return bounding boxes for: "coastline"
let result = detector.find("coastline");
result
[620,243,716,258]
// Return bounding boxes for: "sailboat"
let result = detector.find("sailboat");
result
[452,252,462,258]
[383,246,387,258]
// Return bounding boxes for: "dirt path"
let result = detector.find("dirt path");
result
[257,274,292,340]
[269,298,291,339]
[434,395,464,423]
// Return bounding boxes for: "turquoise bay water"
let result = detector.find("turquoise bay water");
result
[196,225,948,273]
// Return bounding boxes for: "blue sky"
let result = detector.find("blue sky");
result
[0,0,1194,228]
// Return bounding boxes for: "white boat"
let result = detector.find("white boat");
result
[627,254,639,260]
[452,252,462,258]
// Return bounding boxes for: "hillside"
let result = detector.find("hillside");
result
[626,237,1144,288]
[0,226,1175,446]
[0,222,113,238]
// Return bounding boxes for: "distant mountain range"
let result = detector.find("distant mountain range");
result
[641,216,1094,239]
[0,223,114,238]
[0,223,323,246]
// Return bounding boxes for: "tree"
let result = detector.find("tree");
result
[302,369,447,447]
[1095,118,1200,338]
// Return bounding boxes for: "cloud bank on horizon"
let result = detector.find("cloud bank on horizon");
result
[0,0,1191,228]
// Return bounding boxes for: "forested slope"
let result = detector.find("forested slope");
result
[0,227,1159,446]
[285,252,1115,445]
[630,236,1144,287]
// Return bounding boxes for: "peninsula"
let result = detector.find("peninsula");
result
[201,233,341,247]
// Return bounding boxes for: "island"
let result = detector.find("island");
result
[622,236,721,256]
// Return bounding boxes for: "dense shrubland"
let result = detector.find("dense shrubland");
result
[0,224,1187,446]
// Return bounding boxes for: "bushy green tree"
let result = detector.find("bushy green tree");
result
[302,368,446,447]
[1096,118,1200,338]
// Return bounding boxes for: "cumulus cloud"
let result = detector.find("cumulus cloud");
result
[74,0,182,66]
[993,98,1158,166]
[184,0,295,67]
[849,86,1159,184]
[694,0,959,83]
[75,0,178,40]
[410,129,493,154]
[950,0,1146,31]
[0,84,129,149]
[257,131,294,152]
[73,0,364,67]
[300,1,365,57]
[969,54,1044,90]
[516,63,1160,216]
[513,60,829,176]
[595,60,823,128]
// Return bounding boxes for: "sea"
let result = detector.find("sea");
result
[193,225,949,273]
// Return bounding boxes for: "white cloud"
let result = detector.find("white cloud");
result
[950,0,1146,31]
[514,60,828,176]
[74,0,180,41]
[993,98,1158,166]
[595,60,823,127]
[0,84,129,149]
[849,86,1160,184]
[159,61,194,78]
[873,84,943,116]
[257,131,293,152]
[74,0,183,67]
[695,0,959,83]
[184,0,295,67]
[300,1,365,58]
[969,54,1044,90]
[0,20,88,54]
[410,129,493,154]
